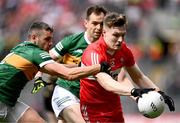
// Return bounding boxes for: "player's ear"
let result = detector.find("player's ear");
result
[84,19,88,28]
[28,34,36,40]
[32,34,36,40]
[103,28,106,35]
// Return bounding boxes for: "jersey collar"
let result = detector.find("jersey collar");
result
[84,31,91,44]
[23,41,38,47]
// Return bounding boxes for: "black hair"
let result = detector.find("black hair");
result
[104,12,127,28]
[28,21,53,35]
[86,5,107,20]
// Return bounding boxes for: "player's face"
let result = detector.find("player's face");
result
[37,30,53,51]
[103,26,126,51]
[84,12,105,42]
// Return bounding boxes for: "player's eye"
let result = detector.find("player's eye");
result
[45,37,52,41]
[113,34,120,38]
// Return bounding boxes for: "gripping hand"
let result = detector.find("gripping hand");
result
[131,88,155,97]
[158,91,175,111]
[31,77,49,94]
[100,61,111,74]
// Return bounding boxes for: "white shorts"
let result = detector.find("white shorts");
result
[0,100,29,122]
[51,85,79,118]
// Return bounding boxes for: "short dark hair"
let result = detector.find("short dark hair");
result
[28,21,53,35]
[86,5,107,20]
[104,12,127,28]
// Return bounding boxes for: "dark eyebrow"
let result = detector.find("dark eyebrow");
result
[45,36,52,40]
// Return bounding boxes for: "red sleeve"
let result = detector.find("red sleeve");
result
[81,47,104,66]
[123,43,135,67]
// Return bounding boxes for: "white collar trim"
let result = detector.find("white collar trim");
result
[84,32,91,44]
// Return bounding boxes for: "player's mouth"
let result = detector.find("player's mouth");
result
[115,44,121,49]
[94,31,101,35]
[116,43,121,47]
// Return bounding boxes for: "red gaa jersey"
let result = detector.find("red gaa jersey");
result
[80,36,135,104]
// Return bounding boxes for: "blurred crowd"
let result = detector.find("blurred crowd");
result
[0,0,180,117]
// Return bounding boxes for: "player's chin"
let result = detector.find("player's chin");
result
[113,46,121,50]
[94,33,101,38]
[44,47,50,52]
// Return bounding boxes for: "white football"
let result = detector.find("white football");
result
[137,91,165,118]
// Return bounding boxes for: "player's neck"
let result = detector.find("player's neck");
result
[106,49,115,55]
[88,36,97,43]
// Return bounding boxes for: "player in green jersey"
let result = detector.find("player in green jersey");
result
[48,5,107,123]
[0,21,109,123]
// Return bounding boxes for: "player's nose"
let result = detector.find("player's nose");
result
[118,36,123,43]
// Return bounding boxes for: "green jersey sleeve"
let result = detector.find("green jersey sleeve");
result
[50,33,84,58]
[33,48,55,67]
[51,36,73,58]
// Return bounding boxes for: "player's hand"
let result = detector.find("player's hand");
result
[31,77,49,94]
[78,62,81,67]
[131,88,155,98]
[100,61,111,74]
[158,91,175,111]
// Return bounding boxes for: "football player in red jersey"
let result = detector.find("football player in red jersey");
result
[80,12,175,123]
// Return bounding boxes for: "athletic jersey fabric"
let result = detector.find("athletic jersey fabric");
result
[50,32,90,98]
[80,36,135,122]
[0,41,54,106]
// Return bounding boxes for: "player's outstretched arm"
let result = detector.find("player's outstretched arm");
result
[40,61,109,81]
[96,72,134,96]
[95,72,155,97]
[125,63,160,91]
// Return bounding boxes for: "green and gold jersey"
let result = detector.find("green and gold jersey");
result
[0,41,54,106]
[51,32,90,98]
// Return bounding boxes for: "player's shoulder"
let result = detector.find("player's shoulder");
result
[62,32,84,41]
[85,41,97,50]
[22,41,47,54]
[57,32,85,47]
[121,42,131,51]
[12,41,40,52]
[14,41,36,47]
[83,41,100,56]
[71,32,84,37]
[120,42,134,57]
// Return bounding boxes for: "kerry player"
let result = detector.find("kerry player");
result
[0,21,108,122]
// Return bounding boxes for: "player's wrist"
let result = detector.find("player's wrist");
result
[131,88,155,97]
[130,88,138,97]
[100,61,111,73]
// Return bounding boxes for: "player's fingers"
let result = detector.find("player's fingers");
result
[145,88,155,92]
[166,97,175,111]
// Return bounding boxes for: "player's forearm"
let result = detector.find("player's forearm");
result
[117,77,138,101]
[63,64,78,68]
[96,73,133,96]
[64,64,100,80]
[43,62,100,80]
[134,75,160,91]
[126,64,160,91]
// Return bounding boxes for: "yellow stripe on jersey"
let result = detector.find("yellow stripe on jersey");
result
[62,53,81,64]
[3,53,38,80]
